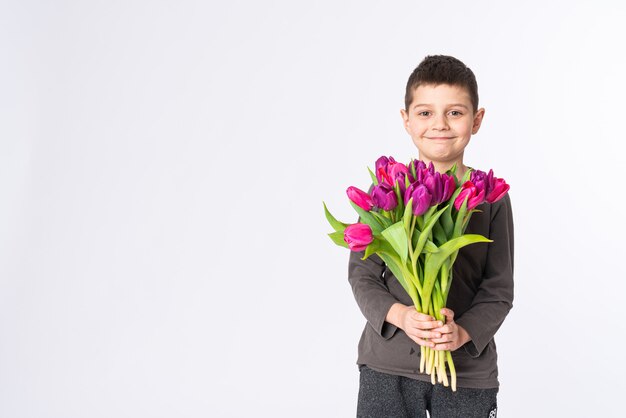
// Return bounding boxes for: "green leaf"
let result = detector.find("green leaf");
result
[403,198,413,233]
[441,205,454,239]
[413,205,449,258]
[424,240,439,253]
[381,221,409,264]
[446,163,458,178]
[411,224,422,249]
[350,202,384,235]
[453,197,468,238]
[433,221,447,246]
[363,237,396,260]
[371,211,393,229]
[323,202,348,232]
[377,252,420,308]
[393,180,404,219]
[328,231,349,248]
[368,167,379,186]
[461,168,473,183]
[421,234,492,313]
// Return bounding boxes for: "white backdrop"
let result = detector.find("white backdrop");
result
[2,1,625,417]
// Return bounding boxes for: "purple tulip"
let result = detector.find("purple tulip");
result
[423,171,444,204]
[470,169,490,195]
[395,171,412,195]
[486,178,510,203]
[344,223,373,251]
[346,186,374,211]
[371,183,398,211]
[454,181,486,211]
[410,159,426,173]
[441,174,457,202]
[405,183,432,216]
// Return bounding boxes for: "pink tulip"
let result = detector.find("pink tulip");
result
[470,169,510,204]
[454,181,486,211]
[389,162,409,180]
[486,178,510,203]
[346,186,374,211]
[344,223,374,251]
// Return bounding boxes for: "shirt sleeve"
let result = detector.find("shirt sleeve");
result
[455,193,515,357]
[348,250,400,339]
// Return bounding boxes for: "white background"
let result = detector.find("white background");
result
[1,1,625,417]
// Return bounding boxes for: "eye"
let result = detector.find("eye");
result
[417,111,431,117]
[449,110,463,116]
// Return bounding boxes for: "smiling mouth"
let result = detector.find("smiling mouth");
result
[426,136,455,140]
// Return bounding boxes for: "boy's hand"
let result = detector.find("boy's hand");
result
[386,303,443,348]
[431,308,471,351]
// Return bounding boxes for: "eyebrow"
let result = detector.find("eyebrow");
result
[412,103,470,110]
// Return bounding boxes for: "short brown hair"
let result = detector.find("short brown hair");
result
[404,55,479,112]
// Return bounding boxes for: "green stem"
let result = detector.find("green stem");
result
[446,351,457,392]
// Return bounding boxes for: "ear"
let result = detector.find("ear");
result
[400,108,410,131]
[472,108,485,134]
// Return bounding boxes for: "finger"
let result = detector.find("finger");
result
[433,342,452,351]
[440,308,455,322]
[410,319,444,330]
[430,333,454,344]
[411,311,436,322]
[433,324,456,334]
[407,335,436,348]
[409,329,442,340]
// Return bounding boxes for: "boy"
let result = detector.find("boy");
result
[348,55,514,418]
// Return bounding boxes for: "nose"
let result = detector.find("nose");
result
[432,114,449,131]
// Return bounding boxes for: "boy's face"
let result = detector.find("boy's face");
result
[400,84,485,167]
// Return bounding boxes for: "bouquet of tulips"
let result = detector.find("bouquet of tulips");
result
[324,156,509,391]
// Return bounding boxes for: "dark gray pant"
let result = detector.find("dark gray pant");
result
[357,366,498,418]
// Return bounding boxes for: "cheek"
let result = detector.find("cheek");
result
[455,121,473,135]
[409,122,427,136]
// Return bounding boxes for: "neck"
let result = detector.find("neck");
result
[419,157,468,180]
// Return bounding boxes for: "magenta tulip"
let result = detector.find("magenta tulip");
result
[486,178,510,203]
[372,183,398,211]
[454,181,486,211]
[375,156,393,173]
[376,167,392,185]
[375,156,396,185]
[470,169,509,204]
[346,186,374,211]
[344,223,373,251]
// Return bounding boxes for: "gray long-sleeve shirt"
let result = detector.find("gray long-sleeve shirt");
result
[348,193,514,389]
